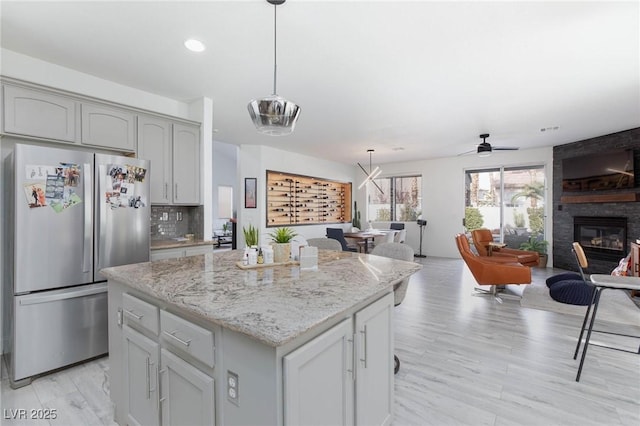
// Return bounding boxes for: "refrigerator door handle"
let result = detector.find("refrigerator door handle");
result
[97,164,106,272]
[83,162,92,273]
[18,283,107,306]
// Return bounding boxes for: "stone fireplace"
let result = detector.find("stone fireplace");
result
[552,128,640,274]
[573,216,627,261]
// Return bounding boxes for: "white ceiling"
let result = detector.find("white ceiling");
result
[1,1,639,165]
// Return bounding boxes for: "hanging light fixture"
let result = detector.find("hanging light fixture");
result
[357,149,384,193]
[247,0,301,136]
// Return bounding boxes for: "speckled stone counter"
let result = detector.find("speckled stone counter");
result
[101,249,421,347]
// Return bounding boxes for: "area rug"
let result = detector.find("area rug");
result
[520,283,640,327]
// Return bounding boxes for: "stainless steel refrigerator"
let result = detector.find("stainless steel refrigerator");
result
[4,143,150,387]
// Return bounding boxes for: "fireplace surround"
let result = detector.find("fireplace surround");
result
[552,128,640,273]
[574,216,627,261]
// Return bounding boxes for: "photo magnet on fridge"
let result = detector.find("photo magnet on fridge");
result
[23,183,47,208]
[25,164,56,180]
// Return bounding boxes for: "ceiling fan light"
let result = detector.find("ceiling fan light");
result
[478,151,492,157]
[248,95,301,136]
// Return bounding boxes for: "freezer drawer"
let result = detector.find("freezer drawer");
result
[12,283,108,381]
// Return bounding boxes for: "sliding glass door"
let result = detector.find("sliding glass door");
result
[464,166,545,248]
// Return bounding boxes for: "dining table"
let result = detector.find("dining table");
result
[344,229,397,253]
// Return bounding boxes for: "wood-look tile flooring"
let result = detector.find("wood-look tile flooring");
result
[1,256,639,425]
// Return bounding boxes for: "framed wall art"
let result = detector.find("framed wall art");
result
[245,177,257,208]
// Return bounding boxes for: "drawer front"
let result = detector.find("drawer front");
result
[123,293,159,336]
[160,310,215,368]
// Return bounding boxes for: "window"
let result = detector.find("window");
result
[464,165,545,247]
[369,175,422,222]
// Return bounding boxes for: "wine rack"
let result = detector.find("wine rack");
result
[266,170,352,227]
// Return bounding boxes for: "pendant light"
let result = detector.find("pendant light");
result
[247,0,301,136]
[357,149,384,194]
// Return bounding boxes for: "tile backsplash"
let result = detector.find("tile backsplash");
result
[151,205,204,241]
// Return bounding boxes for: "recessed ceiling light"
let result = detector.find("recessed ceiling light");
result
[392,147,405,151]
[540,126,560,132]
[184,39,205,53]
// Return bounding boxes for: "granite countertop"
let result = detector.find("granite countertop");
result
[101,250,421,347]
[150,239,216,250]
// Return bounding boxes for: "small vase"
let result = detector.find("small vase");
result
[272,243,291,263]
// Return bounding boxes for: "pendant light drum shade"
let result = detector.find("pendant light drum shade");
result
[248,95,301,136]
[248,0,300,136]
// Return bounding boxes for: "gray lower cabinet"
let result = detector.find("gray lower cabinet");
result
[81,103,136,152]
[283,293,394,426]
[123,325,160,426]
[354,293,394,426]
[160,348,215,426]
[284,318,355,426]
[109,283,394,426]
[2,84,77,142]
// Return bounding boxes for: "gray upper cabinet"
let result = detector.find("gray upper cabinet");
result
[172,123,200,205]
[81,103,136,152]
[138,115,172,204]
[2,84,77,142]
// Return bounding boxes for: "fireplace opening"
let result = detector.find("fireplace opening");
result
[573,216,627,261]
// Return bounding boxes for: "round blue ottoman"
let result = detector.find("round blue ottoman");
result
[549,280,594,306]
[546,272,582,288]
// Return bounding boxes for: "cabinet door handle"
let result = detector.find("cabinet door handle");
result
[163,330,191,347]
[164,182,168,199]
[175,183,178,200]
[347,335,356,381]
[359,326,367,368]
[145,357,151,399]
[124,309,143,321]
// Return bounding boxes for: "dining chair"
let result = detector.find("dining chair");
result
[326,228,358,252]
[372,231,395,251]
[306,237,342,251]
[371,242,414,374]
[390,223,405,230]
[394,229,406,243]
[572,242,640,381]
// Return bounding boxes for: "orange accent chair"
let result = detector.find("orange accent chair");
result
[455,233,532,302]
[471,228,540,267]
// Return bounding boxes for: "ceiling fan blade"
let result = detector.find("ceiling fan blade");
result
[492,146,519,151]
[457,149,476,156]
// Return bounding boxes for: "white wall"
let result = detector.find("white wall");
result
[238,145,357,248]
[212,141,239,231]
[365,147,554,259]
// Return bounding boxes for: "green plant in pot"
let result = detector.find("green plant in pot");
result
[269,227,297,263]
[520,235,549,267]
[243,224,259,247]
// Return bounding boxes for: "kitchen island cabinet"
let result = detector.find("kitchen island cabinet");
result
[102,249,420,426]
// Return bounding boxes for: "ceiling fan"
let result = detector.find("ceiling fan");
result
[459,134,519,156]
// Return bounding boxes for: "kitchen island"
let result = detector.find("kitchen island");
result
[103,249,421,426]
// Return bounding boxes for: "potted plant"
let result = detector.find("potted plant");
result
[269,227,297,263]
[243,224,259,247]
[520,235,549,267]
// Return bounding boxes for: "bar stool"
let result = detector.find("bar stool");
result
[573,273,640,382]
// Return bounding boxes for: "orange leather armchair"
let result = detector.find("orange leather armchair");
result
[471,228,539,267]
[455,233,532,302]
